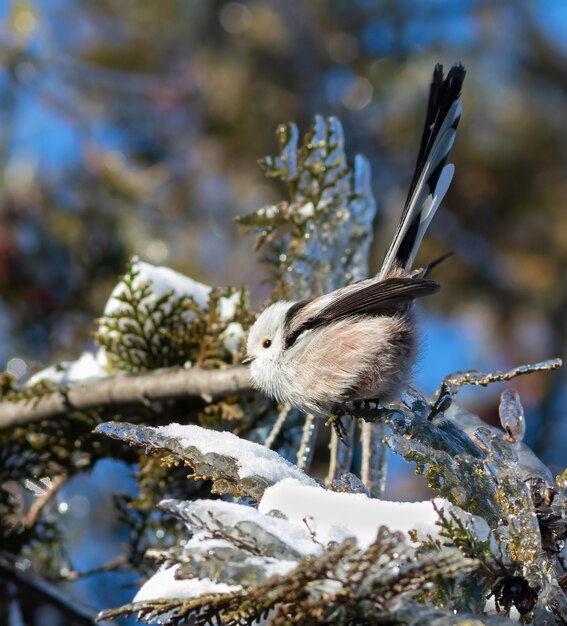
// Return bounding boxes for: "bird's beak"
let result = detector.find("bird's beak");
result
[242,355,254,365]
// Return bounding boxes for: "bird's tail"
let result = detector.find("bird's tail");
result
[379,63,466,278]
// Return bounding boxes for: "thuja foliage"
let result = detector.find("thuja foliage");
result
[0,258,259,577]
[0,115,375,598]
[94,368,567,624]
[0,114,566,626]
[95,257,253,373]
[237,115,376,299]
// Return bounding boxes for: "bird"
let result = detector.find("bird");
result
[243,63,466,426]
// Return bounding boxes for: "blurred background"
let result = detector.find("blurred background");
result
[1,0,567,621]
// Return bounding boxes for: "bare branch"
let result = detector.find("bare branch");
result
[59,555,129,582]
[442,358,563,391]
[0,554,100,625]
[0,366,253,431]
[25,474,66,529]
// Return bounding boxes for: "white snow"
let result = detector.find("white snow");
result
[220,322,244,355]
[27,351,107,386]
[218,292,242,322]
[32,260,247,386]
[134,565,241,602]
[258,478,451,549]
[133,429,501,609]
[165,499,321,558]
[257,205,279,219]
[104,259,212,317]
[102,258,244,325]
[155,424,319,487]
[295,201,315,221]
[137,496,316,604]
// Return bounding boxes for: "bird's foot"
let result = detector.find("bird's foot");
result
[325,414,349,443]
[345,399,383,422]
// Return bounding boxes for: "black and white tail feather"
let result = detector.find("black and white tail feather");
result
[379,63,465,279]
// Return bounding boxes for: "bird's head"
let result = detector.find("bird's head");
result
[243,301,292,373]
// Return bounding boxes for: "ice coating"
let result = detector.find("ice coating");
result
[499,388,526,442]
[161,498,321,559]
[155,423,320,486]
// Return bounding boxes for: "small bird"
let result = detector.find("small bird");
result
[243,64,466,423]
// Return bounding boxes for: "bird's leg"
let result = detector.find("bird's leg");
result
[329,399,388,427]
[325,414,349,443]
[363,399,382,412]
[346,398,384,422]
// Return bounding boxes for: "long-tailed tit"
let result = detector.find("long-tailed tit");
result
[243,64,466,421]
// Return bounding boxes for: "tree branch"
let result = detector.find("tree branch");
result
[0,554,100,625]
[25,474,66,529]
[0,366,253,431]
[58,555,129,582]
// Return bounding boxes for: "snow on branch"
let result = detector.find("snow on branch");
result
[94,359,567,624]
[0,257,257,430]
[98,469,479,624]
[95,422,318,501]
[5,103,567,626]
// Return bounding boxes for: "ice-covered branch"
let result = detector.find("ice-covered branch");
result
[0,366,252,430]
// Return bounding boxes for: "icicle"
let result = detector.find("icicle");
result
[296,414,318,471]
[326,420,355,485]
[360,421,387,498]
[499,389,526,443]
[265,404,291,450]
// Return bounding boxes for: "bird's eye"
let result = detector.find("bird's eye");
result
[262,338,272,349]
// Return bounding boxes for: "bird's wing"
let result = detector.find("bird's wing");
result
[284,277,439,348]
[316,277,439,318]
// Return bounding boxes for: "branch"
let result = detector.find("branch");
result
[0,554,100,625]
[25,474,66,529]
[442,358,563,391]
[0,366,253,430]
[58,555,129,582]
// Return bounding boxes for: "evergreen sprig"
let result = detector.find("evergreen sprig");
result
[95,422,279,502]
[94,369,567,625]
[95,258,251,372]
[97,527,478,626]
[237,116,376,299]
[383,387,567,621]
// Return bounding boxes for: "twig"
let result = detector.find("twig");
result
[265,404,291,449]
[0,366,253,430]
[0,554,100,625]
[8,583,24,626]
[442,358,562,392]
[25,474,66,529]
[360,421,387,498]
[59,555,129,581]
